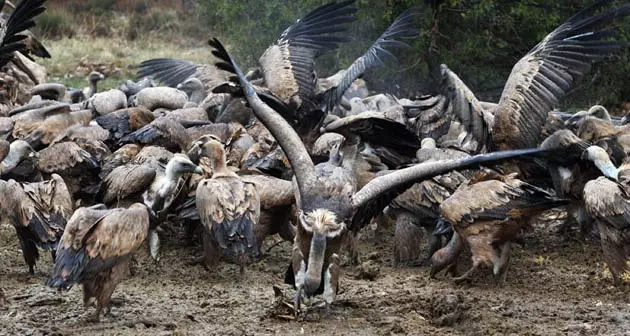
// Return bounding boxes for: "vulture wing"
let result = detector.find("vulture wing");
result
[493,2,630,150]
[0,0,46,67]
[47,204,149,288]
[349,147,571,233]
[196,177,260,254]
[321,6,419,112]
[258,1,356,108]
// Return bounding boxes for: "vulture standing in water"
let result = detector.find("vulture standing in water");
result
[209,37,572,316]
[195,135,260,273]
[0,173,73,274]
[415,1,630,156]
[584,157,630,284]
[46,203,150,321]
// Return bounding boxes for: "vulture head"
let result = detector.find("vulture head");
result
[0,140,38,174]
[164,154,203,180]
[88,71,106,85]
[582,145,618,181]
[298,208,345,295]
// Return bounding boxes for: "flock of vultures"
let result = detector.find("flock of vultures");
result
[0,0,629,324]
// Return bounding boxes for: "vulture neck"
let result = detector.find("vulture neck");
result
[209,149,234,177]
[0,148,25,173]
[189,89,204,105]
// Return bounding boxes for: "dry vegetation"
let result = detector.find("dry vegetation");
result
[34,0,209,89]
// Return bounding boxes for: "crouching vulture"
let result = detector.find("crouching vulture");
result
[208,37,576,317]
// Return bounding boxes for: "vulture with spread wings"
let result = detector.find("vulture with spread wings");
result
[414,1,630,154]
[208,37,573,316]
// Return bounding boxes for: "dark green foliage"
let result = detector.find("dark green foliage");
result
[197,0,630,110]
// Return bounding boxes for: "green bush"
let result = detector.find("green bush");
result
[34,10,76,39]
[195,0,630,109]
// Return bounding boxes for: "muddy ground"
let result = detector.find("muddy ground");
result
[0,211,629,336]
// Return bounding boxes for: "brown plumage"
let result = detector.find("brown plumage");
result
[0,174,73,274]
[37,141,100,200]
[94,106,155,147]
[98,143,141,179]
[576,116,630,166]
[46,203,150,321]
[240,173,296,256]
[211,38,575,315]
[583,159,630,284]
[24,109,92,148]
[196,137,260,273]
[119,117,190,153]
[432,171,568,283]
[0,139,8,162]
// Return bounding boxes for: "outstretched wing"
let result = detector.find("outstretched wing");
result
[493,2,630,150]
[322,6,419,112]
[349,147,572,233]
[258,0,356,107]
[323,111,421,157]
[135,58,198,87]
[209,37,318,198]
[0,0,47,67]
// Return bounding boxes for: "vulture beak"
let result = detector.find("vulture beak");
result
[176,83,183,90]
[193,165,204,175]
[28,151,39,158]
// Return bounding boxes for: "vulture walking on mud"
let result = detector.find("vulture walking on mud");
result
[195,135,260,273]
[431,170,569,282]
[46,203,150,321]
[584,157,630,284]
[208,37,573,316]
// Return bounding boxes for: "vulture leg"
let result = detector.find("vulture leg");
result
[253,212,272,258]
[202,230,220,271]
[493,242,512,285]
[453,258,480,283]
[18,237,38,275]
[430,232,464,278]
[393,211,423,267]
[147,229,161,262]
[576,206,595,236]
[341,231,360,266]
[96,261,128,320]
[83,281,97,309]
[291,245,306,316]
[322,254,341,318]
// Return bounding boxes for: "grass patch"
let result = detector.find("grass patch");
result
[38,35,212,89]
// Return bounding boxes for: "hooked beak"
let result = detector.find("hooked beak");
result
[193,165,204,175]
[176,83,183,89]
[28,151,39,158]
